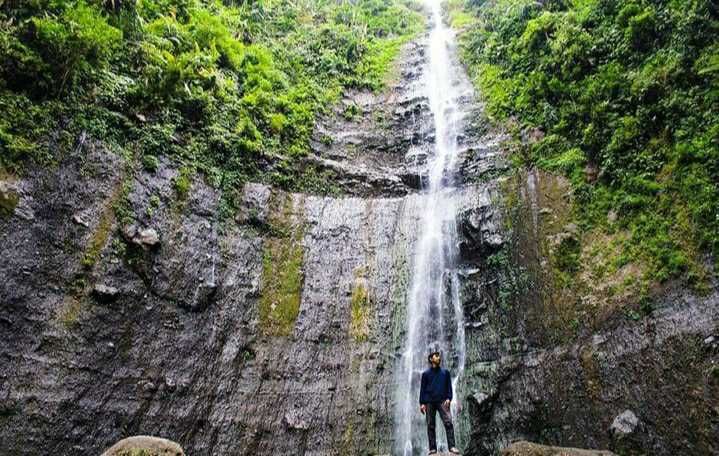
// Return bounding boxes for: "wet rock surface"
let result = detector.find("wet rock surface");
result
[457,168,719,455]
[308,40,505,198]
[461,288,719,455]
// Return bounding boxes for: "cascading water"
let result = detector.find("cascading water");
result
[394,1,471,454]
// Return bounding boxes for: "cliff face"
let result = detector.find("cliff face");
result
[458,169,719,455]
[1,18,717,456]
[0,35,499,455]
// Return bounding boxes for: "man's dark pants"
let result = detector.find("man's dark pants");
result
[425,402,456,451]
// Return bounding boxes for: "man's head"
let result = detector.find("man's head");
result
[428,351,441,367]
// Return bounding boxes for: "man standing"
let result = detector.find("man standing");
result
[419,350,460,454]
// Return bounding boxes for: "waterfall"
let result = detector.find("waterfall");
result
[394,0,469,454]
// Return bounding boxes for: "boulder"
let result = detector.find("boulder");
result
[136,228,160,247]
[609,409,643,453]
[101,435,184,456]
[501,441,617,456]
[122,225,161,249]
[72,212,90,228]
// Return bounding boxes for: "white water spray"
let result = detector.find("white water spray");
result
[394,1,470,454]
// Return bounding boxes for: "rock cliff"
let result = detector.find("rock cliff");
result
[0,35,496,455]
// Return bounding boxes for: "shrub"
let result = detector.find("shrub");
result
[29,2,120,95]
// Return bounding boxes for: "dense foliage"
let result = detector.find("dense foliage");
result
[452,0,719,291]
[0,0,423,193]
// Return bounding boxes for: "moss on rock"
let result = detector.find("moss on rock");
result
[82,204,115,268]
[258,192,305,336]
[497,168,675,343]
[173,167,192,202]
[349,267,372,342]
[56,296,84,329]
[0,184,19,218]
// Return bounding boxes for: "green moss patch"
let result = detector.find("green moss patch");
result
[81,177,129,268]
[0,187,19,218]
[349,267,372,342]
[81,204,114,268]
[498,167,680,343]
[56,296,84,328]
[173,166,192,201]
[259,192,305,336]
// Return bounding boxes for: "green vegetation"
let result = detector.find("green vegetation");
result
[56,296,84,328]
[343,102,362,120]
[172,166,193,200]
[112,176,135,226]
[0,0,423,200]
[453,0,719,294]
[141,154,159,172]
[0,186,19,217]
[349,270,372,342]
[81,203,114,267]
[259,192,305,336]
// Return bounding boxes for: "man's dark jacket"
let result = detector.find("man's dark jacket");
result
[419,366,453,405]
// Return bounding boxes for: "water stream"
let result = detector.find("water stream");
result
[394,1,472,454]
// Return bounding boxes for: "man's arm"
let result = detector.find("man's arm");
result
[419,371,429,414]
[446,370,453,401]
[419,371,427,405]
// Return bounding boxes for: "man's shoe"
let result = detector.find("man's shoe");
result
[428,451,437,455]
[449,448,461,454]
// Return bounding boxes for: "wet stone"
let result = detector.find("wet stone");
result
[123,225,161,249]
[610,410,639,437]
